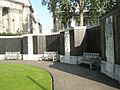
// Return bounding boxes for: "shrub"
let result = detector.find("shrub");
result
[0,32,22,36]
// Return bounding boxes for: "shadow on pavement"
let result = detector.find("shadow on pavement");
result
[49,61,120,89]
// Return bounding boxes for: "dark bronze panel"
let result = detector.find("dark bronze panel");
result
[23,37,28,54]
[60,32,65,55]
[46,34,60,53]
[0,38,22,54]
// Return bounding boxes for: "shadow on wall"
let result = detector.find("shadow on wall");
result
[86,26,101,54]
[70,26,101,56]
[45,26,101,56]
[70,30,87,56]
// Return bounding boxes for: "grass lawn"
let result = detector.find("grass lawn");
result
[0,64,52,90]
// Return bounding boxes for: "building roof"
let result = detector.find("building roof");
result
[10,0,31,6]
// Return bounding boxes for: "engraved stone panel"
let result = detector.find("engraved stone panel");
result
[64,30,70,63]
[105,16,115,63]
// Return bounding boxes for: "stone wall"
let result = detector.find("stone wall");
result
[0,36,23,60]
[59,26,101,64]
[100,2,120,82]
[0,36,23,54]
[86,26,101,54]
[0,26,101,62]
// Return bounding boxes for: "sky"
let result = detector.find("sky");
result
[30,0,53,33]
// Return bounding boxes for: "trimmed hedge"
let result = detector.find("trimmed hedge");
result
[0,32,22,36]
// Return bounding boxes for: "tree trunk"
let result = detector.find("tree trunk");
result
[80,12,84,26]
[79,0,84,26]
[53,14,57,32]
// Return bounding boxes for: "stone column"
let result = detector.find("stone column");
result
[71,17,75,27]
[0,7,3,32]
[64,29,70,63]
[8,8,13,33]
[28,35,33,55]
[105,16,115,63]
[105,15,115,78]
[27,13,31,33]
[19,10,23,33]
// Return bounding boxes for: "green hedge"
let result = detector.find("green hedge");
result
[0,32,22,36]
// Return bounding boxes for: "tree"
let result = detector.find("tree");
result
[42,0,75,29]
[42,0,116,30]
[87,0,116,25]
[71,0,91,26]
[104,0,116,12]
[71,0,117,26]
[59,0,75,28]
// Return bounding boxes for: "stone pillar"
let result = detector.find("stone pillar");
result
[27,13,31,33]
[0,7,3,32]
[8,8,13,33]
[105,16,115,63]
[28,35,33,55]
[71,17,75,27]
[105,15,115,78]
[64,29,70,63]
[19,10,23,33]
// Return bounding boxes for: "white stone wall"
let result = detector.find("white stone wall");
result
[28,35,33,55]
[114,64,120,83]
[60,55,83,64]
[64,30,70,63]
[101,61,120,83]
[60,27,86,64]
[69,56,78,64]
[60,55,65,63]
[101,16,120,83]
[105,16,115,64]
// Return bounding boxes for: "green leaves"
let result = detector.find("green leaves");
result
[41,0,117,28]
[0,32,22,36]
[59,1,76,28]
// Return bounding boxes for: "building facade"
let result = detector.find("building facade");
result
[32,12,42,34]
[0,0,41,34]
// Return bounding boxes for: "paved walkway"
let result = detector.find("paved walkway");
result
[0,60,120,90]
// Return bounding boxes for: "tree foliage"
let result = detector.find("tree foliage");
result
[59,0,76,28]
[41,0,117,28]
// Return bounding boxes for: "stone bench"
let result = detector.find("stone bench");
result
[79,52,101,70]
[38,51,58,62]
[5,52,20,60]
